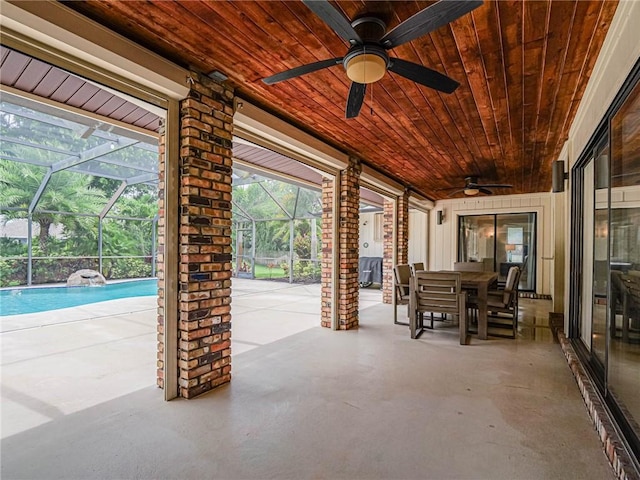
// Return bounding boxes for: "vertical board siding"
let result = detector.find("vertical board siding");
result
[430,192,554,295]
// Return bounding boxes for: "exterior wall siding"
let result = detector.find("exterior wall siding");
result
[430,193,553,295]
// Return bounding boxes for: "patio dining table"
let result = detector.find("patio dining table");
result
[442,270,499,340]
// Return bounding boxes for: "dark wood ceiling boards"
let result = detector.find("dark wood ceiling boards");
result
[61,0,618,200]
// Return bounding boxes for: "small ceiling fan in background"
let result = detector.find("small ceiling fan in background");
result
[439,176,513,197]
[263,0,483,118]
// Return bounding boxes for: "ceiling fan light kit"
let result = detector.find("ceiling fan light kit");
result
[344,49,388,84]
[262,0,483,118]
[464,187,480,196]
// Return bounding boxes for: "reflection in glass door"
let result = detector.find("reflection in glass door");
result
[458,213,536,291]
[607,78,640,445]
[592,137,609,365]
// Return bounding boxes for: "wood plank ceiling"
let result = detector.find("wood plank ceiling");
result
[62,0,618,200]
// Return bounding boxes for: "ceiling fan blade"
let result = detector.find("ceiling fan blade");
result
[346,82,366,119]
[388,58,459,93]
[447,188,466,197]
[263,58,343,85]
[477,184,513,188]
[479,187,493,195]
[302,0,362,44]
[380,0,483,49]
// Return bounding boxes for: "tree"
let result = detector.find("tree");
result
[0,161,105,253]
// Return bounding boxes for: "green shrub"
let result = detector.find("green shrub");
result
[103,257,152,279]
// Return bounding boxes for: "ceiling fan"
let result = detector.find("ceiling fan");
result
[440,176,513,197]
[262,0,483,119]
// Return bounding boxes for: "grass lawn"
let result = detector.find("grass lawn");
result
[253,264,287,279]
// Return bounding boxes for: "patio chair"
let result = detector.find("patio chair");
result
[409,271,467,343]
[411,262,425,275]
[611,271,640,343]
[453,261,485,272]
[468,266,521,338]
[393,264,412,326]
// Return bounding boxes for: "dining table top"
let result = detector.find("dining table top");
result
[440,270,499,285]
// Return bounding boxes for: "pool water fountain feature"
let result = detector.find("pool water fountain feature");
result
[66,269,106,287]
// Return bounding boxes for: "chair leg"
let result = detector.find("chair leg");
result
[459,296,469,345]
[394,302,409,326]
[410,307,424,339]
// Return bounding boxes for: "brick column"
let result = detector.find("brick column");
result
[321,157,361,330]
[397,190,409,263]
[382,191,409,304]
[175,72,234,398]
[320,177,333,328]
[382,200,394,304]
[338,157,361,329]
[157,121,166,388]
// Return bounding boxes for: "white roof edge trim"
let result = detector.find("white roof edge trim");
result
[1,86,159,143]
[0,0,190,101]
[360,165,404,196]
[233,157,321,191]
[234,101,348,173]
[409,194,435,211]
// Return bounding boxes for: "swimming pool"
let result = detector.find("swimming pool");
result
[0,279,158,316]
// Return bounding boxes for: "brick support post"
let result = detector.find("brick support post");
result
[321,157,361,329]
[157,121,166,388]
[397,191,410,263]
[382,191,409,304]
[382,200,394,304]
[168,71,234,398]
[320,177,333,328]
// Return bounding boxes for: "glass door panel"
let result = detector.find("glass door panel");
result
[592,138,609,364]
[459,213,536,291]
[496,213,536,290]
[581,161,595,348]
[608,78,640,437]
[458,215,494,271]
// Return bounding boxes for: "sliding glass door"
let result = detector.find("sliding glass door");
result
[571,63,640,460]
[458,213,536,291]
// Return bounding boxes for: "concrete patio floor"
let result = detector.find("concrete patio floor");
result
[0,278,381,438]
[0,279,616,479]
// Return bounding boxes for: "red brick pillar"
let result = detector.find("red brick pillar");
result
[320,177,333,328]
[397,190,410,263]
[321,158,361,329]
[157,121,167,388]
[173,71,234,398]
[382,200,394,304]
[382,191,409,304]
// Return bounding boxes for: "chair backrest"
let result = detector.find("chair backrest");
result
[411,262,425,275]
[410,271,462,316]
[393,264,412,302]
[627,274,640,299]
[482,257,494,272]
[453,261,485,272]
[503,266,521,304]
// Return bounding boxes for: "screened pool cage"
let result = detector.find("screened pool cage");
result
[0,89,327,287]
[232,168,323,284]
[1,86,375,288]
[0,93,160,287]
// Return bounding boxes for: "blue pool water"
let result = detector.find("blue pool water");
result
[0,279,157,316]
